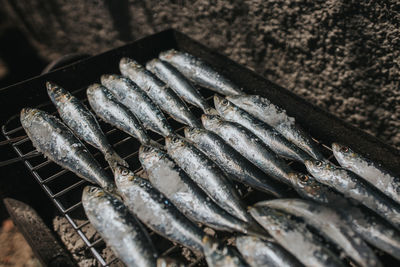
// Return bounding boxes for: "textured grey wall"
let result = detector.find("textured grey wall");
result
[4,0,400,149]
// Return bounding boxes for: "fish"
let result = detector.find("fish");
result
[101,74,173,136]
[289,172,400,260]
[114,166,205,252]
[262,199,381,267]
[139,145,267,236]
[214,95,313,163]
[82,186,157,267]
[47,81,128,168]
[165,135,252,223]
[305,159,400,228]
[250,204,344,267]
[226,95,324,160]
[332,142,400,205]
[201,114,293,185]
[202,236,248,267]
[146,58,211,112]
[235,235,302,267]
[86,83,152,144]
[119,58,201,128]
[184,127,287,197]
[159,49,242,96]
[20,108,115,191]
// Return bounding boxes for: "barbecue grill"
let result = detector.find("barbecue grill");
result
[1,29,399,266]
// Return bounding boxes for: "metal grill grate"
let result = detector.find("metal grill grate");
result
[1,84,335,266]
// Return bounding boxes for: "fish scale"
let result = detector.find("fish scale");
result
[47,81,128,169]
[114,166,205,252]
[82,186,158,267]
[20,108,115,191]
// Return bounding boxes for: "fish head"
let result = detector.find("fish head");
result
[304,159,335,177]
[159,49,179,61]
[114,165,139,188]
[165,134,186,151]
[145,58,160,72]
[120,57,144,71]
[289,172,325,199]
[201,114,223,130]
[332,143,356,163]
[46,81,72,104]
[183,126,205,141]
[82,186,106,202]
[138,145,165,165]
[213,95,234,115]
[20,107,39,126]
[86,83,102,97]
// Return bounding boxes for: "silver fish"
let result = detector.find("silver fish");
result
[332,143,400,205]
[235,235,302,267]
[165,135,251,223]
[139,145,267,236]
[250,204,344,267]
[101,74,173,136]
[226,95,324,160]
[201,114,293,185]
[20,108,115,191]
[262,199,381,267]
[82,186,157,267]
[47,82,128,168]
[159,49,242,96]
[184,127,287,197]
[119,58,201,128]
[87,83,151,145]
[114,166,204,252]
[202,236,248,267]
[214,95,313,163]
[305,159,400,228]
[146,58,211,112]
[289,172,400,260]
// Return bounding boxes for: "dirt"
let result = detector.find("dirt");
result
[0,219,41,267]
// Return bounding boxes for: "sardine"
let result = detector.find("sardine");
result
[332,143,400,205]
[156,257,184,267]
[82,186,157,267]
[214,95,312,163]
[305,159,400,228]
[101,74,173,136]
[202,236,248,267]
[159,49,242,96]
[87,83,151,145]
[289,172,400,260]
[184,127,287,197]
[201,114,293,185]
[250,205,344,267]
[139,145,267,236]
[165,135,251,223]
[20,108,115,191]
[146,58,211,112]
[119,58,201,128]
[235,235,302,267]
[262,199,381,267]
[114,166,204,252]
[47,82,127,168]
[226,95,324,160]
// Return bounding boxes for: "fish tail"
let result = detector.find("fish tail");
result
[105,150,129,169]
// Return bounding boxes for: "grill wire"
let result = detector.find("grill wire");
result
[1,84,335,266]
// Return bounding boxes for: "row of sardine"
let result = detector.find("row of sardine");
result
[20,48,400,267]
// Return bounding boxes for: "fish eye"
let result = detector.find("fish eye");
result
[88,187,98,193]
[171,136,179,143]
[315,161,323,167]
[221,99,229,106]
[121,168,129,176]
[340,146,349,153]
[299,174,309,182]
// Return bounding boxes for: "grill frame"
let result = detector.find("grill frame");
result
[1,29,399,266]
